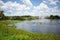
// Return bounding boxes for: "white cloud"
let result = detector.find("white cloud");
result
[32,3,49,16]
[22,0,33,7]
[0,0,60,16]
[43,0,59,5]
[4,1,26,10]
[0,1,31,16]
[0,0,4,6]
[0,0,4,10]
[32,2,60,16]
[49,0,59,5]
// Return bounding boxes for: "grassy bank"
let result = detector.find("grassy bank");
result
[0,20,60,40]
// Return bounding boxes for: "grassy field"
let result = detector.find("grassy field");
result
[0,20,60,40]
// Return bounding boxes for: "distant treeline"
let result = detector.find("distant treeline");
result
[45,15,60,19]
[0,11,39,20]
[0,16,39,20]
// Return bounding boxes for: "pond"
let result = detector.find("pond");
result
[13,19,60,35]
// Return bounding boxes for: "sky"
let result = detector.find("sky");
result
[0,0,60,16]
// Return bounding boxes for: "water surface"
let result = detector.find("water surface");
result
[14,19,60,35]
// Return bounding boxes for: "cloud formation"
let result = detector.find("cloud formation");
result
[22,0,33,7]
[32,2,60,16]
[0,0,60,16]
[43,0,60,5]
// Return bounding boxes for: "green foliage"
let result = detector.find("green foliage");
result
[0,11,4,20]
[0,10,38,20]
[0,15,38,20]
[0,20,60,40]
[45,15,60,19]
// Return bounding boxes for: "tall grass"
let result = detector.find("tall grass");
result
[0,20,60,40]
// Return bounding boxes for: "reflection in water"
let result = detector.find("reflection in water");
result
[14,19,60,35]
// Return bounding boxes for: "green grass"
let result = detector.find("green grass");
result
[0,20,60,40]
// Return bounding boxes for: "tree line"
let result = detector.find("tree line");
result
[0,11,38,20]
[45,15,60,19]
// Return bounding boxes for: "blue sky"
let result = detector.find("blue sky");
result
[0,0,60,16]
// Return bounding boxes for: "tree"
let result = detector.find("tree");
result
[0,11,5,19]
